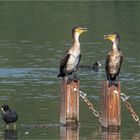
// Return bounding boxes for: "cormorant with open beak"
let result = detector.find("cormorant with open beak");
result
[104,32,123,83]
[57,26,87,78]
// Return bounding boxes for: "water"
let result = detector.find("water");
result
[0,1,139,139]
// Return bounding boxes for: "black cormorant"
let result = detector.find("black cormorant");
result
[57,26,87,78]
[104,32,123,83]
[1,105,18,130]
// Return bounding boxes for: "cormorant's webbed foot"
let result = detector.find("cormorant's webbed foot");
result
[67,76,79,84]
[73,74,80,82]
[114,80,119,87]
[73,72,77,78]
[108,80,118,87]
[67,78,73,84]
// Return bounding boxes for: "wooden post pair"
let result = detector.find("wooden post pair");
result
[60,78,121,132]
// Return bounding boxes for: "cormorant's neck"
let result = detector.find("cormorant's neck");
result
[73,32,80,42]
[112,41,119,51]
[73,33,80,47]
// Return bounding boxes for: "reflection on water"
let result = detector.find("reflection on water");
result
[101,131,120,140]
[4,129,17,140]
[132,132,140,140]
[60,126,79,140]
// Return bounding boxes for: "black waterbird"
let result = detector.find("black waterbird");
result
[1,105,18,130]
[92,61,102,72]
[79,61,102,72]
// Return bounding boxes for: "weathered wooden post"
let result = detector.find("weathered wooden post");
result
[102,81,121,132]
[60,77,79,126]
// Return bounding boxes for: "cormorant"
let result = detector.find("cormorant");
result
[57,26,87,78]
[104,32,123,83]
[1,105,18,130]
[92,61,102,72]
[79,61,102,72]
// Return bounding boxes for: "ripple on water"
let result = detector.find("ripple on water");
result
[0,96,9,100]
[0,67,58,85]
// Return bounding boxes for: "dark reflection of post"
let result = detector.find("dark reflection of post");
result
[101,131,120,140]
[132,132,140,140]
[4,129,17,140]
[60,126,79,140]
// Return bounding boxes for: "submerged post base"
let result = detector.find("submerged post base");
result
[102,125,120,132]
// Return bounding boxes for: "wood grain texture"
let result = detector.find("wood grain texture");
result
[60,78,79,126]
[102,81,121,132]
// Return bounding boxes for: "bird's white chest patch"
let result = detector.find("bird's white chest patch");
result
[66,43,80,71]
[67,54,80,71]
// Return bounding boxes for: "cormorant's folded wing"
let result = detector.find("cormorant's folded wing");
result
[105,53,110,75]
[117,54,123,76]
[60,50,70,71]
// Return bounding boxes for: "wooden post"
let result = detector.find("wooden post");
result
[60,77,79,126]
[102,81,121,132]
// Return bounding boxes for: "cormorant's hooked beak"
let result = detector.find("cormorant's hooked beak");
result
[81,27,87,32]
[79,27,87,33]
[104,34,112,40]
[104,34,116,42]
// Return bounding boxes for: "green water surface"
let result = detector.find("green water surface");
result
[0,1,139,139]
